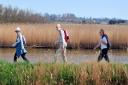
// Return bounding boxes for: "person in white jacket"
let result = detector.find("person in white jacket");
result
[55,24,68,63]
[94,29,110,62]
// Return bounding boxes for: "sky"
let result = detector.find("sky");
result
[0,0,128,19]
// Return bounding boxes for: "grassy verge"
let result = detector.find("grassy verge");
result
[0,61,128,85]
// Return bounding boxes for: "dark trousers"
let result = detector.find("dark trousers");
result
[14,53,29,62]
[98,48,109,62]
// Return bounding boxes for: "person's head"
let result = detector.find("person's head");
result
[15,27,21,35]
[56,24,62,31]
[99,29,105,36]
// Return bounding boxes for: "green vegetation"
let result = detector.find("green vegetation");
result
[0,61,128,85]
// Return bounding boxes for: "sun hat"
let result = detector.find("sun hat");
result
[15,27,21,32]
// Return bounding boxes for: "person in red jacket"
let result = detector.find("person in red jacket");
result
[54,24,69,63]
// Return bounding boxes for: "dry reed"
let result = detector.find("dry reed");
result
[0,23,128,49]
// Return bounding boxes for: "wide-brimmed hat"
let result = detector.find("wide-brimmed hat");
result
[15,27,21,32]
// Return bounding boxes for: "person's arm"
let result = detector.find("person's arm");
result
[12,37,20,47]
[55,30,61,44]
[22,35,26,44]
[19,33,25,49]
[94,41,101,50]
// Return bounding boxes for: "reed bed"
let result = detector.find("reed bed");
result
[0,61,127,85]
[0,23,128,49]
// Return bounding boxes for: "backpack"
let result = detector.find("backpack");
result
[63,30,69,42]
[22,35,26,45]
[102,34,111,50]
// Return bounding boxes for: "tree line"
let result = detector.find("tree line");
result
[0,4,127,24]
[0,5,45,23]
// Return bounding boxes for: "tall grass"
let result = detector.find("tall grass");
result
[0,61,128,85]
[0,23,128,49]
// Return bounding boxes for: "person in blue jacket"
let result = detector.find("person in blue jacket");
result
[12,27,29,62]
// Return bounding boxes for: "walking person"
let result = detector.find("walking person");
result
[94,29,111,62]
[54,24,69,63]
[12,27,29,62]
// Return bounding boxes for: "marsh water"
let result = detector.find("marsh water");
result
[0,48,128,64]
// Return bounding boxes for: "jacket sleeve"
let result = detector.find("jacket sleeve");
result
[14,37,20,47]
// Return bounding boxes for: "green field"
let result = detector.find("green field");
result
[0,61,128,85]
